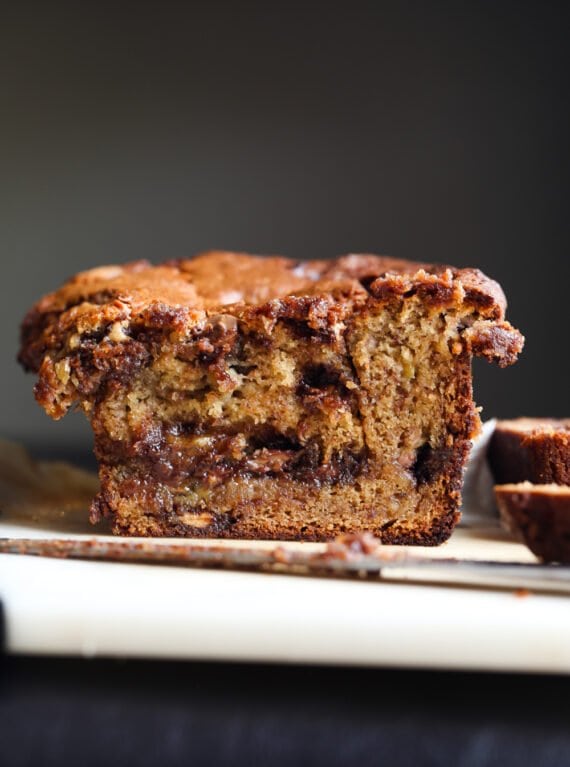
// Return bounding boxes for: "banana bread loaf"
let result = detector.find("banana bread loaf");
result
[19,251,523,541]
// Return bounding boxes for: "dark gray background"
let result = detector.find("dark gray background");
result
[2,0,568,448]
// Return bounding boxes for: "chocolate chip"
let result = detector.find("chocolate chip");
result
[412,442,453,485]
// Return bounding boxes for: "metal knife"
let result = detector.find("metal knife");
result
[1,536,569,595]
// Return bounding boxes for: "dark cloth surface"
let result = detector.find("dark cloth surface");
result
[1,655,570,767]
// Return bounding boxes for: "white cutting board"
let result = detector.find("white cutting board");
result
[0,434,569,673]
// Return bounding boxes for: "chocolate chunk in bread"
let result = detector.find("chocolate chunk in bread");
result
[19,251,523,542]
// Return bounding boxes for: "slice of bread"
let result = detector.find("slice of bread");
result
[489,418,570,485]
[490,419,570,562]
[495,482,570,563]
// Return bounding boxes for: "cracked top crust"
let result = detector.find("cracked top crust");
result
[19,250,523,379]
[21,250,510,314]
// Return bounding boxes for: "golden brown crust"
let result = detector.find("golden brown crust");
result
[19,251,520,378]
[20,251,509,320]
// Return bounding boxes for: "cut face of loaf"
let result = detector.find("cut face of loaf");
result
[19,252,523,542]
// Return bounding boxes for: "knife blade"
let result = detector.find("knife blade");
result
[1,536,569,595]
